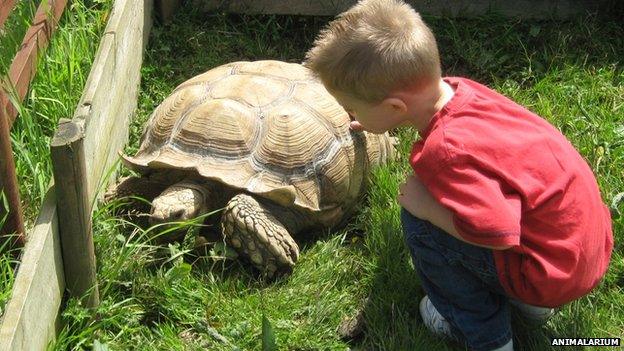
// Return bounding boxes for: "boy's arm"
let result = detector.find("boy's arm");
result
[399,175,512,250]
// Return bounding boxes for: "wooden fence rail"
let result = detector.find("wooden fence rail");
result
[0,0,68,248]
[0,0,17,29]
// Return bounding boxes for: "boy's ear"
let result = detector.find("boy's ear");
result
[382,97,408,114]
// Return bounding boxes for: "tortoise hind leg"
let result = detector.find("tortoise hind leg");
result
[222,194,301,277]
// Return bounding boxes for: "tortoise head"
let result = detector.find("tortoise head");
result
[149,180,210,241]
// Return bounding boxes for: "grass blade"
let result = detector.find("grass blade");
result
[262,314,277,351]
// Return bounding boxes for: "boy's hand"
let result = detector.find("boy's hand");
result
[398,175,433,220]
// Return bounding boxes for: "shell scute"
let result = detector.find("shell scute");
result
[236,60,311,81]
[210,74,290,108]
[140,85,207,153]
[254,101,336,171]
[174,63,235,91]
[292,82,350,137]
[177,99,258,158]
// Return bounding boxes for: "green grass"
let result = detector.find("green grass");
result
[7,0,112,222]
[0,1,37,71]
[53,5,623,351]
[0,237,20,317]
[0,0,113,314]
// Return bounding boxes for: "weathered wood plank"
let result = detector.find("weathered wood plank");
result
[74,0,153,202]
[103,0,153,194]
[49,0,152,305]
[50,120,99,308]
[74,33,115,202]
[0,186,65,351]
[192,0,601,18]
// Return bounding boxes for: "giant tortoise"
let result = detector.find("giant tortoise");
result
[113,60,395,277]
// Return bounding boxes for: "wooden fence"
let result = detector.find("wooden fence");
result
[0,0,68,249]
[0,0,152,349]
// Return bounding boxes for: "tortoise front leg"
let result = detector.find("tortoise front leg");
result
[222,193,302,277]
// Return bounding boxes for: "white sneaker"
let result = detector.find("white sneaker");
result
[420,295,515,350]
[419,296,457,341]
[492,339,514,351]
[510,299,555,324]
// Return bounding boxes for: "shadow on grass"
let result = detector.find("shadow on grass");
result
[431,13,624,88]
[147,4,623,93]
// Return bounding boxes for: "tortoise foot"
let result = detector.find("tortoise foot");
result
[222,194,299,277]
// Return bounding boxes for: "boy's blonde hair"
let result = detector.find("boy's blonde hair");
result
[304,0,441,103]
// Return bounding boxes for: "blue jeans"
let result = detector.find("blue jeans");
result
[401,209,512,351]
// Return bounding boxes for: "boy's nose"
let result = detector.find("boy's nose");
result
[349,120,365,132]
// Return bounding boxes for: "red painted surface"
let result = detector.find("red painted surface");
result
[0,0,68,247]
[0,0,17,29]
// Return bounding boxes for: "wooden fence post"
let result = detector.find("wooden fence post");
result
[50,120,99,308]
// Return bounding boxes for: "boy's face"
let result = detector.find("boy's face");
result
[329,90,407,134]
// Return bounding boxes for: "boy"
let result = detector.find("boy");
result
[303,1,613,350]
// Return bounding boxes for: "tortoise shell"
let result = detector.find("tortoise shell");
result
[123,60,392,218]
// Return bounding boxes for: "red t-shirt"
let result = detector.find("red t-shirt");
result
[410,77,613,307]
